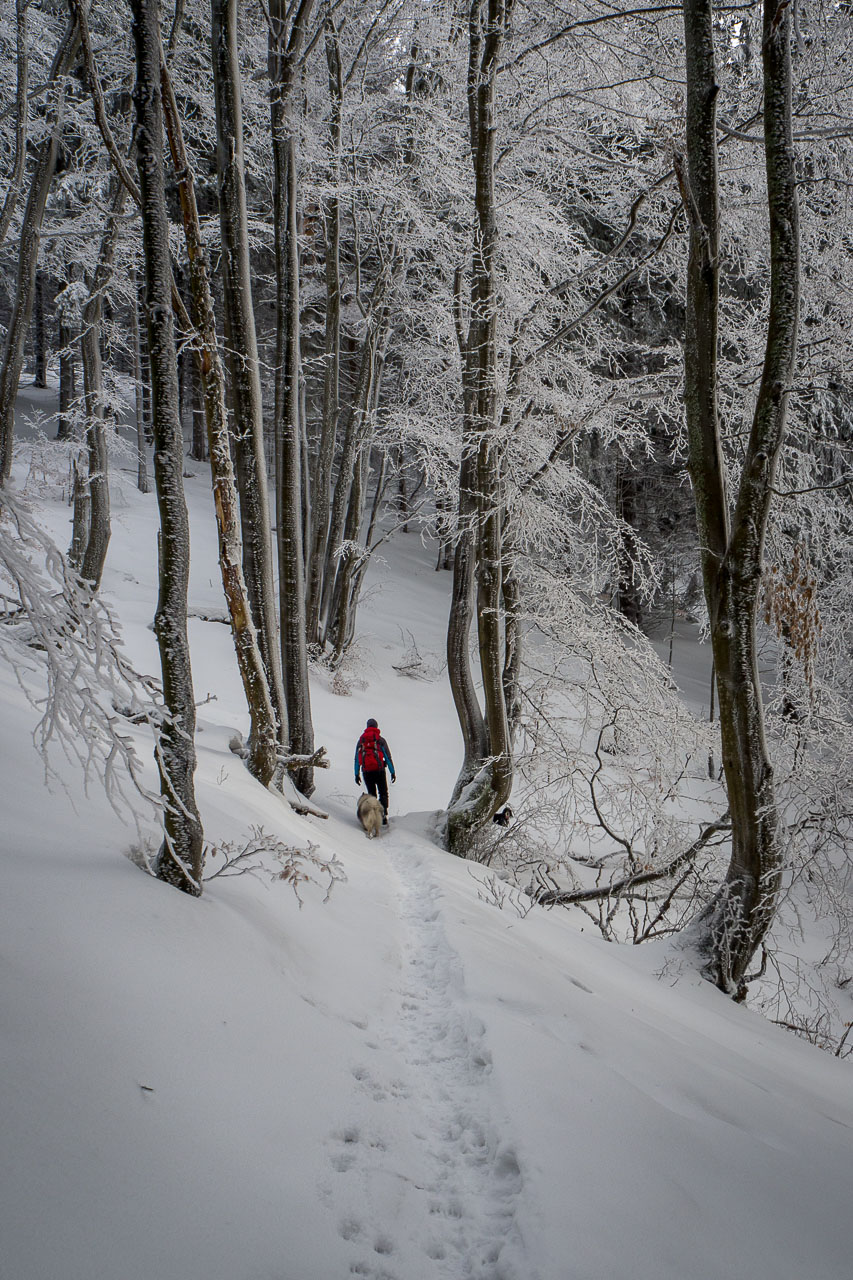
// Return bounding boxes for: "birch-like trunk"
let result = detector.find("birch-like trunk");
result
[679,0,798,994]
[0,17,82,482]
[130,0,204,895]
[211,0,286,737]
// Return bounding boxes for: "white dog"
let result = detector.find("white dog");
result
[357,793,384,839]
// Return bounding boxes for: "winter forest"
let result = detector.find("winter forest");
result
[2,0,853,1277]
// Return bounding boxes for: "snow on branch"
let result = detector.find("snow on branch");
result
[204,826,346,905]
[0,489,159,817]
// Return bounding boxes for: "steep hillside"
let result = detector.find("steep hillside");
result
[2,463,852,1280]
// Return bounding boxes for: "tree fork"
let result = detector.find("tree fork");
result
[679,0,799,993]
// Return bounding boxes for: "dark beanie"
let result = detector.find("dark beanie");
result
[366,718,378,728]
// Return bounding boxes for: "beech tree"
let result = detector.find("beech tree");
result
[212,0,287,739]
[130,0,204,894]
[268,0,317,795]
[445,0,514,854]
[675,0,800,994]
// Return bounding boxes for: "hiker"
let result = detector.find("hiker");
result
[354,718,396,825]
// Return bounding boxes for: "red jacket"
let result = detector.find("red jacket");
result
[355,727,395,779]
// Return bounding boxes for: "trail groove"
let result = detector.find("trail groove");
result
[320,830,528,1280]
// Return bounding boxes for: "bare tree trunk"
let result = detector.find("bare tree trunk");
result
[130,0,204,895]
[327,454,365,665]
[305,16,342,646]
[435,495,453,570]
[275,126,314,793]
[68,459,90,569]
[212,0,287,737]
[677,0,799,994]
[131,269,150,493]
[325,323,390,661]
[178,330,192,441]
[446,447,488,795]
[57,319,77,440]
[32,271,47,388]
[159,41,281,789]
[501,540,522,737]
[0,16,82,482]
[78,178,131,589]
[446,0,513,855]
[269,0,316,794]
[395,446,409,531]
[617,468,643,628]
[189,352,206,463]
[0,0,29,251]
[319,313,387,641]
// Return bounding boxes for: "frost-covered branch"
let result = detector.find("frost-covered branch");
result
[0,489,159,817]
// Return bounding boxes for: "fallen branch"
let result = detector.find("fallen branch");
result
[278,746,330,771]
[535,817,730,907]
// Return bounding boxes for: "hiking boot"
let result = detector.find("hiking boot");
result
[382,816,388,825]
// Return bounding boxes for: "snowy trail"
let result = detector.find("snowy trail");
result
[317,822,530,1280]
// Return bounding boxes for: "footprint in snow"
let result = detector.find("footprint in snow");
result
[322,836,530,1278]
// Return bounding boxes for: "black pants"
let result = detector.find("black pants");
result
[363,769,388,817]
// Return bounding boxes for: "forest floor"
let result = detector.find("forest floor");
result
[2,424,853,1280]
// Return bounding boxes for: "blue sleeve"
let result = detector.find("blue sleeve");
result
[354,743,360,779]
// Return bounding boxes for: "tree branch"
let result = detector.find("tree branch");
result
[535,818,730,906]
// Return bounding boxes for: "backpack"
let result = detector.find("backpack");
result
[358,727,383,773]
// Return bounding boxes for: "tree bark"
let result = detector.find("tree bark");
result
[131,268,150,493]
[269,0,316,794]
[305,17,342,646]
[0,0,30,252]
[319,307,389,643]
[130,0,204,895]
[32,272,47,388]
[211,0,287,737]
[78,177,130,590]
[327,335,388,666]
[678,0,799,994]
[0,16,82,482]
[446,445,488,797]
[57,317,77,441]
[189,350,206,463]
[68,459,90,569]
[446,0,513,854]
[159,42,281,789]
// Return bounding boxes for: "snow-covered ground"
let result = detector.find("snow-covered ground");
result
[2,432,852,1280]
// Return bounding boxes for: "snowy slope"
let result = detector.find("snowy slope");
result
[2,457,852,1280]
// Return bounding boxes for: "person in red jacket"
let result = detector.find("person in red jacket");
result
[354,718,396,825]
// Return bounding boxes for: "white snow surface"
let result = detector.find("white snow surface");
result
[2,455,852,1280]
